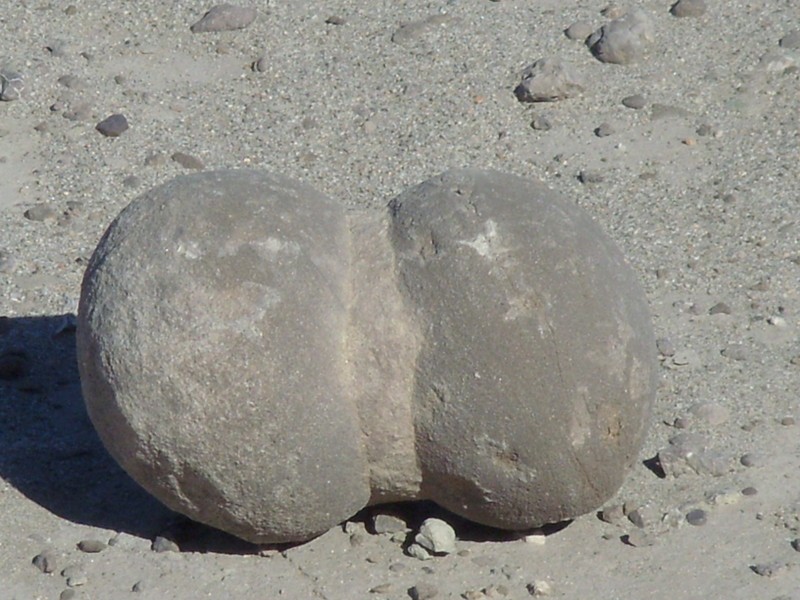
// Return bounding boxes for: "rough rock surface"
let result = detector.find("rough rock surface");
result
[514,57,584,102]
[587,9,655,65]
[77,168,657,543]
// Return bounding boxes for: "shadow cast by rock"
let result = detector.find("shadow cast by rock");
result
[0,314,174,540]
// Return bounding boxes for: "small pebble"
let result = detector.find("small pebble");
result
[408,582,438,600]
[564,21,593,41]
[741,486,758,496]
[587,10,654,65]
[685,509,707,526]
[530,115,552,131]
[670,0,707,18]
[253,56,268,72]
[752,561,787,577]
[24,204,57,222]
[60,590,76,600]
[32,550,57,573]
[599,505,625,523]
[96,114,129,137]
[415,518,456,555]
[62,565,88,587]
[656,337,676,357]
[594,122,615,137]
[190,4,257,33]
[708,302,732,315]
[514,57,584,102]
[622,94,646,109]
[151,536,179,552]
[740,453,761,467]
[779,30,800,49]
[172,152,205,170]
[325,15,346,25]
[721,344,748,361]
[370,583,392,594]
[132,580,146,592]
[623,530,654,547]
[78,539,106,553]
[780,416,795,426]
[0,69,24,101]
[673,416,691,429]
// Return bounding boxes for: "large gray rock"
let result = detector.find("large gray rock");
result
[77,168,657,544]
[587,9,655,65]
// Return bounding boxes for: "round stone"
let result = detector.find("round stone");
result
[77,168,657,543]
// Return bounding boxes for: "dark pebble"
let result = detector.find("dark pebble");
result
[780,416,795,426]
[656,337,676,356]
[78,539,106,553]
[740,453,761,467]
[96,113,129,137]
[32,550,57,573]
[741,486,758,496]
[685,509,707,526]
[171,152,205,170]
[132,580,146,592]
[408,582,438,599]
[325,15,346,25]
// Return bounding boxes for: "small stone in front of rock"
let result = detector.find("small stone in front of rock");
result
[78,539,106,553]
[371,512,408,534]
[622,94,646,109]
[514,57,584,102]
[415,518,456,555]
[408,582,438,599]
[685,509,707,526]
[190,5,257,33]
[151,536,179,553]
[32,551,57,573]
[564,21,593,40]
[96,114,129,137]
[670,0,707,18]
[171,152,205,170]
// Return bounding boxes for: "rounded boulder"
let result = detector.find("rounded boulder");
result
[77,168,657,543]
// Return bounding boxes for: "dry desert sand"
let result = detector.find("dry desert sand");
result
[1,1,800,599]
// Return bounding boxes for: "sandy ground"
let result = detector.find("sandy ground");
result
[2,1,800,598]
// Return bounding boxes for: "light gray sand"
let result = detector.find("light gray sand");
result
[2,1,799,598]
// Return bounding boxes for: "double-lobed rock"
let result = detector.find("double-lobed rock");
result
[77,168,657,544]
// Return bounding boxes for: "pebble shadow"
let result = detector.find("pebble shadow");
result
[0,314,174,540]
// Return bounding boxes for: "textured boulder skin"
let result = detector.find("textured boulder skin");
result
[77,168,657,544]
